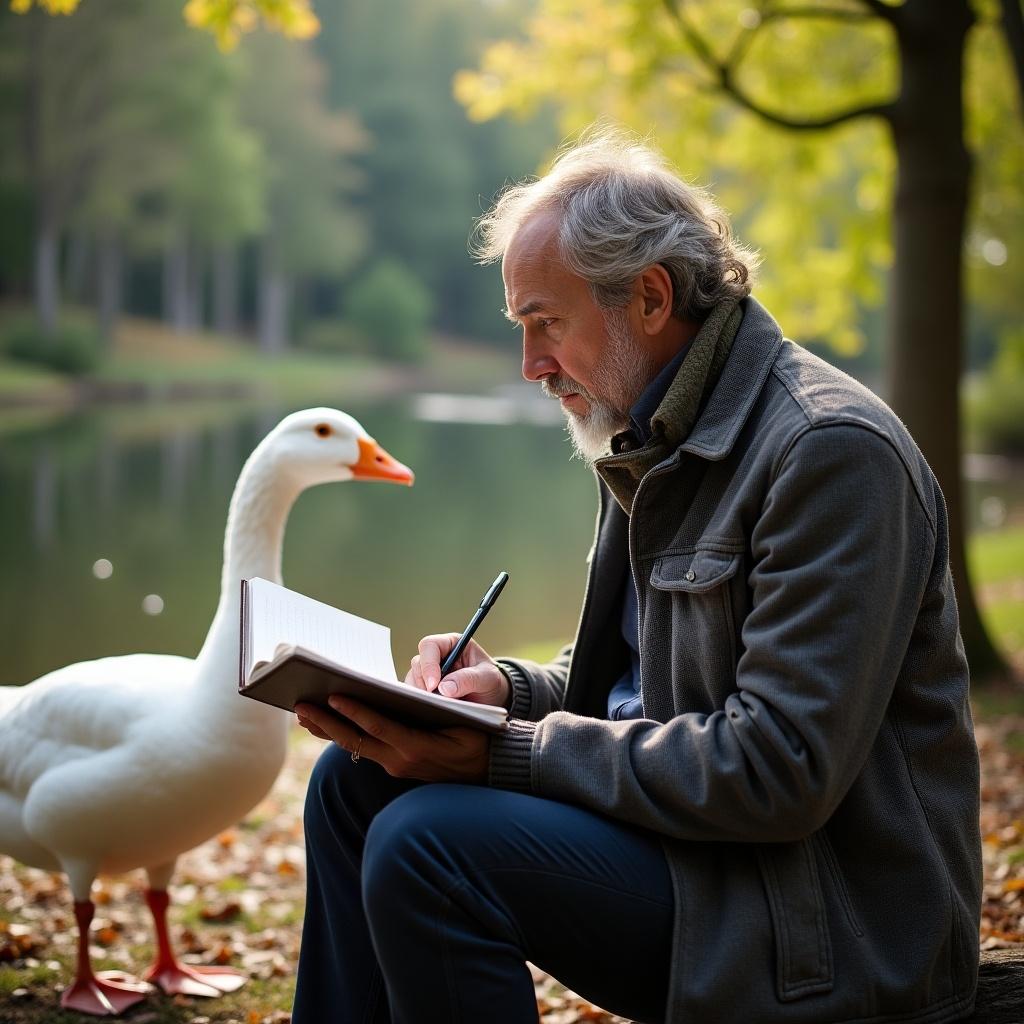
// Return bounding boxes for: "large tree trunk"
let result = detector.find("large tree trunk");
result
[96,227,122,347]
[257,234,290,353]
[886,0,1006,678]
[212,245,239,337]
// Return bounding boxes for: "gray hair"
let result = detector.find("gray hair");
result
[473,129,758,320]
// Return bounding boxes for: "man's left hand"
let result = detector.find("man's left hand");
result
[294,696,491,783]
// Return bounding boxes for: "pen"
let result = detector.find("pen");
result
[439,571,510,679]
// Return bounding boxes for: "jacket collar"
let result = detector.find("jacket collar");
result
[678,295,784,462]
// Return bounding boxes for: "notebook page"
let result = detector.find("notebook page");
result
[248,577,398,682]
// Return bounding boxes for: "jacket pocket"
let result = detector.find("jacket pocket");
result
[648,547,742,703]
[814,828,864,937]
[649,547,741,593]
[756,840,834,1002]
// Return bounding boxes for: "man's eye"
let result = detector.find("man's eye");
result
[537,318,555,329]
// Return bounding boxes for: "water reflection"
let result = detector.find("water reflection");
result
[0,400,595,686]
[1,399,1021,689]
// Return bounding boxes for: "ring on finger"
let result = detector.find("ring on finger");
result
[351,734,363,764]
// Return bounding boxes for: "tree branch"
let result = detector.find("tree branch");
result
[1000,0,1024,118]
[723,75,894,129]
[662,0,895,131]
[726,4,875,71]
[767,6,874,23]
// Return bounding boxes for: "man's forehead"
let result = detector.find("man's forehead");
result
[502,208,569,312]
[505,207,561,262]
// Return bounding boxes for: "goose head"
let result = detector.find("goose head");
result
[261,407,414,490]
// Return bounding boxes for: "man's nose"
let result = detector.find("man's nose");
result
[521,331,559,382]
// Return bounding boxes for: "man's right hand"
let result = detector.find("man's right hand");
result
[406,633,511,709]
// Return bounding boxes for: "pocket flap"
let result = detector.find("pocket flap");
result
[650,549,741,593]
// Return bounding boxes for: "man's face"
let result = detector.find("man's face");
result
[502,210,658,464]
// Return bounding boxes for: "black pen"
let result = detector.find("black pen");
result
[440,571,510,679]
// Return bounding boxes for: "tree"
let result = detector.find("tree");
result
[313,0,556,342]
[456,0,1024,678]
[0,0,265,342]
[237,31,365,352]
[10,0,319,51]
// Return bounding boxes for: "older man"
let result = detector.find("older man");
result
[293,134,981,1024]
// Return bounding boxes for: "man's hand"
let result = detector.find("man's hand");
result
[295,696,491,783]
[406,633,510,708]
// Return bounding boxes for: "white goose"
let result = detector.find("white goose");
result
[0,407,413,1016]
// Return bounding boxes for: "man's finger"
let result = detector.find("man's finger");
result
[417,634,462,688]
[328,694,416,748]
[297,702,382,762]
[296,713,331,741]
[406,655,432,692]
[438,666,482,699]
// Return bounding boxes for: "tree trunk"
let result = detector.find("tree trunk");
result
[33,216,60,334]
[185,245,204,332]
[968,948,1024,1023]
[65,229,91,305]
[212,245,239,337]
[96,227,122,347]
[885,0,1006,678]
[163,226,190,333]
[257,235,290,353]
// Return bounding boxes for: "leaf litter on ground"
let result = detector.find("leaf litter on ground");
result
[1,705,1022,1023]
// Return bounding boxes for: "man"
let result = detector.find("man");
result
[293,132,982,1024]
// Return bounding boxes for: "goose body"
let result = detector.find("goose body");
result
[0,407,413,1014]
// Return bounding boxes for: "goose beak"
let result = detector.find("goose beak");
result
[351,437,415,485]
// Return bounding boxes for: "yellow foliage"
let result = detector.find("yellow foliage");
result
[184,0,318,51]
[9,0,78,12]
[9,0,319,50]
[453,0,1019,353]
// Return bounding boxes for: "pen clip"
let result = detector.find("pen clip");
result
[481,571,509,608]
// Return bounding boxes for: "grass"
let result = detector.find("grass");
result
[970,525,1024,589]
[0,308,519,409]
[969,524,1024,676]
[0,963,296,1024]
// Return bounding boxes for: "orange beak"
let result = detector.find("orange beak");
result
[351,437,414,485]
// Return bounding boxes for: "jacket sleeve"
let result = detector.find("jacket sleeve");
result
[487,423,937,842]
[494,646,572,721]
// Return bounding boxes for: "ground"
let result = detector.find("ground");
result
[1,693,1023,1024]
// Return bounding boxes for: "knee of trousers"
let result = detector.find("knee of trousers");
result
[303,742,361,840]
[361,785,476,920]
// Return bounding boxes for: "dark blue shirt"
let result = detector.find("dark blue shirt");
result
[606,340,692,721]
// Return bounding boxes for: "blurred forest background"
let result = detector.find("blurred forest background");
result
[1,2,1023,1020]
[0,0,1021,684]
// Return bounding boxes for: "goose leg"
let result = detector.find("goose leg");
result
[60,900,150,1016]
[142,888,246,997]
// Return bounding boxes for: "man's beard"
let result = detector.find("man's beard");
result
[541,308,659,467]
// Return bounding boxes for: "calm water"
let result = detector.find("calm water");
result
[1,398,1020,687]
[0,397,596,686]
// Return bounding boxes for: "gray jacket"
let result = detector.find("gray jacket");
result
[488,297,982,1023]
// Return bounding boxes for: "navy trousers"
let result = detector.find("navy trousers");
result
[292,742,675,1024]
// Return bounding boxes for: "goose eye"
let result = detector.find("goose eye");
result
[314,423,332,438]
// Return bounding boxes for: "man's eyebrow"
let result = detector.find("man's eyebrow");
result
[504,301,543,322]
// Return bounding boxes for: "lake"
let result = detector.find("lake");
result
[1,394,1019,687]
[0,393,597,687]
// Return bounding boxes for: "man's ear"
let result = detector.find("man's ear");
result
[637,264,674,335]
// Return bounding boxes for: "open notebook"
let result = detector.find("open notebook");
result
[238,577,509,733]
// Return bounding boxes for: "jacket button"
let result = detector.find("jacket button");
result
[685,569,696,581]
